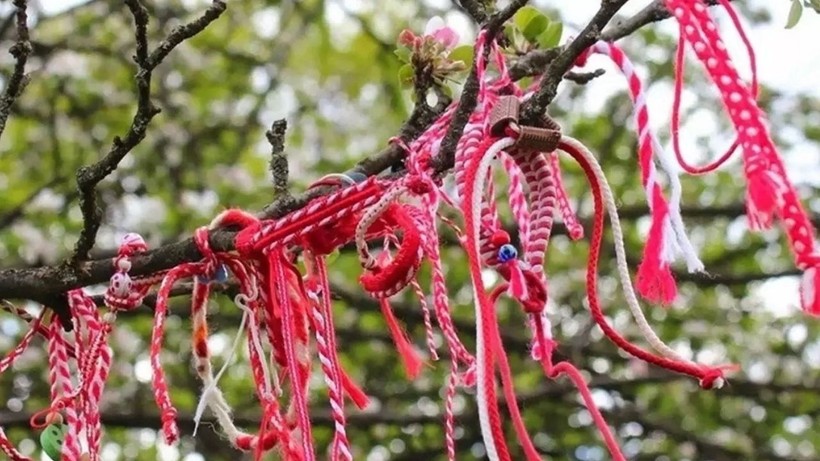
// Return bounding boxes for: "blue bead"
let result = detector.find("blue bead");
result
[497,244,518,262]
[197,264,229,284]
[213,264,229,283]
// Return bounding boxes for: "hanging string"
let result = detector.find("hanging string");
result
[667,0,820,316]
[304,252,354,461]
[557,135,733,389]
[2,8,816,460]
[576,40,704,305]
[461,135,518,461]
[550,152,584,241]
[267,250,315,461]
[670,0,759,175]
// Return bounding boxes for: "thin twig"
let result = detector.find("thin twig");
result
[0,0,31,139]
[0,0,759,322]
[564,68,606,84]
[519,0,630,125]
[72,1,227,262]
[267,119,290,199]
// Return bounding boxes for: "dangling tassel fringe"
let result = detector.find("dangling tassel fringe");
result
[267,251,315,461]
[379,298,423,379]
[636,186,678,305]
[550,152,584,240]
[577,40,704,303]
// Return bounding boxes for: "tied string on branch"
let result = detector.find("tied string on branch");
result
[0,7,817,460]
[452,30,743,460]
[224,170,448,459]
[666,0,820,316]
[0,234,153,461]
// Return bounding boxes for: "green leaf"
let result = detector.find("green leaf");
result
[502,22,516,45]
[536,21,563,49]
[449,44,474,67]
[398,64,414,88]
[514,6,549,43]
[513,6,541,32]
[809,0,820,13]
[785,0,803,28]
[394,47,411,64]
[522,15,549,43]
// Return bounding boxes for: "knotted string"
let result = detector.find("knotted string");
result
[1,8,815,460]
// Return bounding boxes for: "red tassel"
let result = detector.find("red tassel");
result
[636,188,677,304]
[379,299,423,379]
[504,261,528,301]
[340,370,371,409]
[636,259,677,305]
[745,171,777,231]
[801,264,820,317]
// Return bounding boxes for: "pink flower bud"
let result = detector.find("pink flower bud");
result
[398,29,418,47]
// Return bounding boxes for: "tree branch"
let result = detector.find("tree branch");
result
[72,1,227,262]
[0,0,31,139]
[267,119,291,201]
[519,0,629,125]
[600,0,734,42]
[0,0,795,326]
[452,0,490,24]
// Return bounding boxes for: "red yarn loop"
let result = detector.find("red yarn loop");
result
[29,407,62,430]
[359,205,423,297]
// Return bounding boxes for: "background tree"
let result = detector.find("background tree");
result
[0,0,818,460]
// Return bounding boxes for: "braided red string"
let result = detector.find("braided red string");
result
[264,252,312,460]
[151,263,199,444]
[668,0,820,316]
[305,252,354,461]
[0,310,45,460]
[1,11,815,460]
[670,0,759,175]
[461,135,516,461]
[488,285,542,461]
